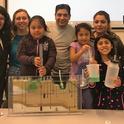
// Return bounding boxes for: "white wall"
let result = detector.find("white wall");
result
[8,0,124,22]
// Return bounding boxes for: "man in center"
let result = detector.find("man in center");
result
[47,4,75,88]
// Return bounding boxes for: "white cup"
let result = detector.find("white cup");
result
[105,62,119,88]
[86,64,100,82]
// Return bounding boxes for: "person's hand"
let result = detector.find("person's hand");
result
[34,57,41,67]
[113,77,121,87]
[83,69,96,88]
[38,66,46,76]
[89,58,97,64]
[84,69,89,79]
[80,44,91,53]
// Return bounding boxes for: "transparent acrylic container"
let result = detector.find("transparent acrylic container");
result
[8,75,84,115]
[86,64,100,82]
[105,62,119,88]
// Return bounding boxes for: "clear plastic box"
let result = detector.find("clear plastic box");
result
[8,76,83,115]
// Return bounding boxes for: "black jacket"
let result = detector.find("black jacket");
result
[17,35,56,76]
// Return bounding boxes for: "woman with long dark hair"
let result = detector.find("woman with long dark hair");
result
[0,6,11,107]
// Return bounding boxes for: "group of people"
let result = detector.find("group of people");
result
[0,4,124,110]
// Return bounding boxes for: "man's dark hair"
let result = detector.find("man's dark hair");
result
[55,4,71,15]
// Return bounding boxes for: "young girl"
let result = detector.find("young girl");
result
[9,9,30,76]
[17,15,56,76]
[70,23,95,109]
[93,33,124,110]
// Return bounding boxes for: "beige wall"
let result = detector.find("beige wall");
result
[113,30,124,44]
[74,21,124,44]
[49,21,124,44]
[0,0,5,7]
[74,21,124,43]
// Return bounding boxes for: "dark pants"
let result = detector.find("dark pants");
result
[52,73,69,89]
[77,63,93,109]
[82,88,93,109]
[0,77,6,107]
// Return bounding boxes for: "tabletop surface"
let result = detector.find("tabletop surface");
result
[0,109,124,124]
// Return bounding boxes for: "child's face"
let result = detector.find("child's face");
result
[77,28,90,45]
[30,19,45,39]
[97,37,113,56]
[14,11,29,31]
[0,14,5,30]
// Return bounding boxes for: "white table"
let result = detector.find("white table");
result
[0,109,124,124]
